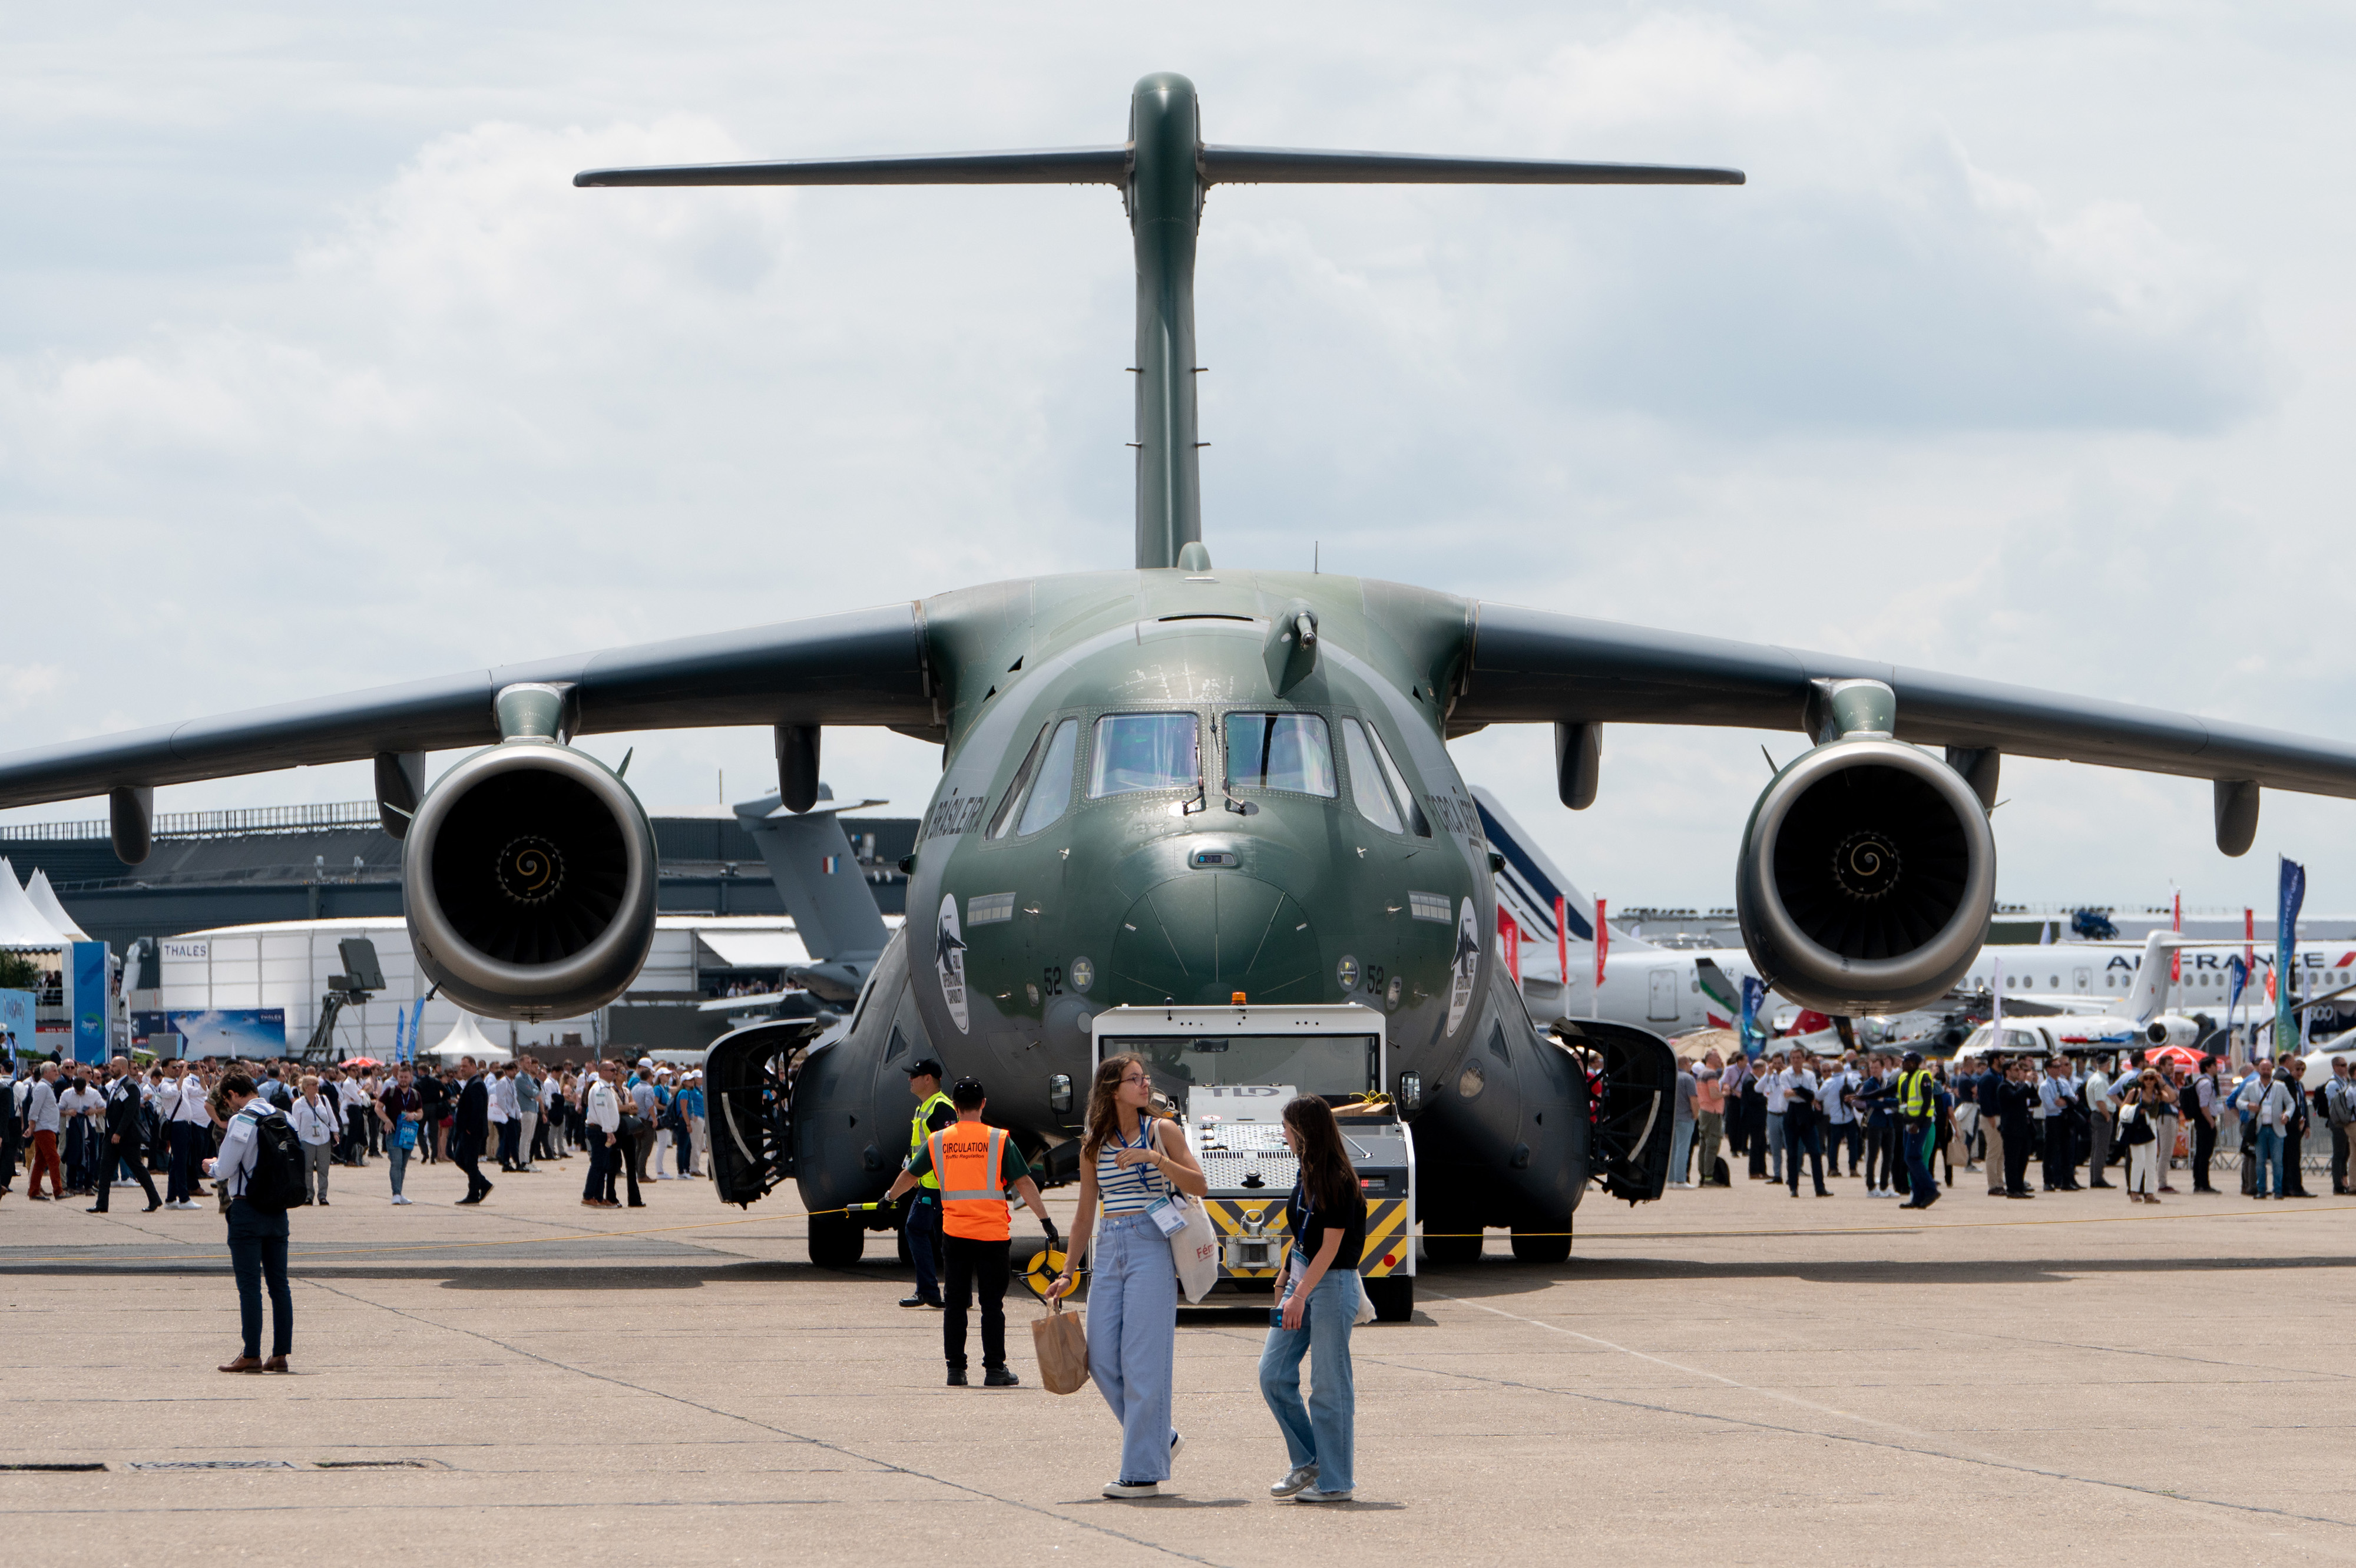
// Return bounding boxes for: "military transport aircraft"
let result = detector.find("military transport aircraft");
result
[5,74,2355,1276]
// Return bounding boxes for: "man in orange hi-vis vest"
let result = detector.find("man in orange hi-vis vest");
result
[885,1076,1060,1387]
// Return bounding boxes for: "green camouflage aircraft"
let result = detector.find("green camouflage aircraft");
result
[6,74,2354,1266]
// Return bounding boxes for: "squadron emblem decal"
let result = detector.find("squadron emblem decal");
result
[1447,896,1480,1036]
[936,892,971,1034]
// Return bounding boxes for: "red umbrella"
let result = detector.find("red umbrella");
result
[342,1056,382,1068]
[2146,1044,2202,1071]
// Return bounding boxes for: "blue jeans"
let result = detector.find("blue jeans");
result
[2255,1127,2285,1195]
[1260,1263,1356,1492]
[386,1137,410,1197]
[1669,1120,1694,1183]
[1088,1212,1178,1485]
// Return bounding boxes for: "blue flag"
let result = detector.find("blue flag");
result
[2276,856,2305,1057]
[1739,975,1768,1056]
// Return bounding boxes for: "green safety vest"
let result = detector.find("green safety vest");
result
[910,1091,954,1190]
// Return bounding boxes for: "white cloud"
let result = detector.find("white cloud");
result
[0,3,2348,919]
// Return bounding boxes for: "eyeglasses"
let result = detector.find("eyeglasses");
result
[1120,1073,1150,1087]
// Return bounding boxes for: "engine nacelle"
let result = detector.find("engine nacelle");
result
[403,740,658,1021]
[1736,737,1996,1015]
[2146,1015,2199,1048]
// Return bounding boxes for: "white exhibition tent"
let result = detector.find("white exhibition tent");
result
[23,871,91,944]
[425,1010,513,1063]
[0,857,69,952]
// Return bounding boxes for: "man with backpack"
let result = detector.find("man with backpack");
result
[203,1071,304,1373]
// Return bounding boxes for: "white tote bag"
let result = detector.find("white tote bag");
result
[1164,1194,1220,1304]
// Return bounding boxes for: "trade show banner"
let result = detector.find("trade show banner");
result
[66,940,108,1064]
[0,988,32,1054]
[166,1008,288,1058]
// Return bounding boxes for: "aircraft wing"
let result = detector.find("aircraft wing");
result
[0,604,934,809]
[1457,603,2356,802]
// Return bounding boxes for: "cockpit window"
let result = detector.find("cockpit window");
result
[989,717,1080,839]
[1341,717,1430,837]
[1087,712,1199,798]
[1223,712,1337,798]
[1014,719,1080,834]
[1340,719,1402,833]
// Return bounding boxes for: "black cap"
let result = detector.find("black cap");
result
[906,1058,945,1080]
[950,1076,987,1110]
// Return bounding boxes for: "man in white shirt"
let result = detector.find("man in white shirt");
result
[161,1061,212,1209]
[581,1064,623,1209]
[203,1072,294,1374]
[57,1071,105,1196]
[21,1063,65,1200]
[2234,1061,2297,1199]
[287,1076,340,1207]
[489,1065,519,1172]
[1820,1057,1862,1179]
[1759,1051,1789,1186]
[1776,1057,1828,1197]
[2326,1058,2353,1195]
[2082,1057,2117,1190]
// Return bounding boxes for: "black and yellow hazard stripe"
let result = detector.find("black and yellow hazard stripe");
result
[1360,1198,1411,1277]
[1202,1196,1414,1279]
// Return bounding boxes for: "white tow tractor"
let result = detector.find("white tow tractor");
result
[1089,1003,1417,1322]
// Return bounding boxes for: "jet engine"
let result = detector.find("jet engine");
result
[403,734,658,1021]
[1736,737,1996,1015]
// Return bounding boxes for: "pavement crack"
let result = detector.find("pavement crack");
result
[297,1277,1239,1567]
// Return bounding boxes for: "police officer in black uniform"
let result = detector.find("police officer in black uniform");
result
[90,1056,162,1213]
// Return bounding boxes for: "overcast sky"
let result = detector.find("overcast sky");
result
[3,4,2351,916]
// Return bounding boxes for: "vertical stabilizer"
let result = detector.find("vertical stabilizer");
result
[2122,929,2175,1026]
[733,790,891,966]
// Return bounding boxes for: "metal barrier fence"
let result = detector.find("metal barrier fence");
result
[0,800,380,842]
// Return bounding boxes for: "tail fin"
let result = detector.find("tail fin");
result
[2122,929,2178,1025]
[733,789,891,981]
[1471,787,1660,979]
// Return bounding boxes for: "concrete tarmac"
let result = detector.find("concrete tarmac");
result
[5,1149,2353,1565]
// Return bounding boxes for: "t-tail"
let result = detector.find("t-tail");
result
[575,72,1742,571]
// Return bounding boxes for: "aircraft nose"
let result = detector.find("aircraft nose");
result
[1107,872,1322,1005]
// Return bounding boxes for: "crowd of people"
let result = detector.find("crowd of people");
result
[1663,1041,2356,1203]
[0,1051,714,1210]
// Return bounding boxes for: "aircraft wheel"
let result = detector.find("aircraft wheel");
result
[808,1213,865,1268]
[1422,1232,1483,1266]
[1364,1276,1414,1322]
[1510,1228,1571,1264]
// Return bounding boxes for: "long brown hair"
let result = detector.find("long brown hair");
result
[1283,1095,1358,1215]
[1082,1054,1150,1165]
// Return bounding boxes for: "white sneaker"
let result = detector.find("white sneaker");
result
[1270,1464,1319,1498]
[1293,1485,1354,1503]
[1169,1433,1184,1466]
[1102,1480,1159,1498]
[392,1195,412,1205]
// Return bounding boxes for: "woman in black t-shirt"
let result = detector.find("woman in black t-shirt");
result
[1258,1096,1366,1504]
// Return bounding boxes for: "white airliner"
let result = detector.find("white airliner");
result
[1474,789,2293,1047]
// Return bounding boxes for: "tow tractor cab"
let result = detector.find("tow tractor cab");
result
[1091,1003,1417,1323]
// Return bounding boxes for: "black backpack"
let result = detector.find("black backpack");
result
[240,1109,310,1214]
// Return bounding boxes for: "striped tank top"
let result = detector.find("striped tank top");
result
[1095,1119,1172,1214]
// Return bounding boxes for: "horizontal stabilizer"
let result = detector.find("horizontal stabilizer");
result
[1199,147,1743,186]
[576,145,1742,191]
[575,148,1130,188]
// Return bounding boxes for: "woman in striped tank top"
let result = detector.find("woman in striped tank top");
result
[1050,1054,1207,1498]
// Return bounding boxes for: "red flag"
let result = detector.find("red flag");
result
[2170,892,2183,983]
[1594,898,1609,990]
[2245,907,2255,979]
[1496,907,1521,985]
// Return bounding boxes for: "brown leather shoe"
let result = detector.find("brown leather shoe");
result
[218,1356,264,1374]
[261,1356,290,1374]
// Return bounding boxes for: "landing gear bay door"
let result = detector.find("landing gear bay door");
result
[1564,1018,1677,1205]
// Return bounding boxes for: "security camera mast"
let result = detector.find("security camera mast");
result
[5,75,2352,1292]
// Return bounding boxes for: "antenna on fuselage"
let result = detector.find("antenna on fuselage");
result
[574,73,1743,571]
